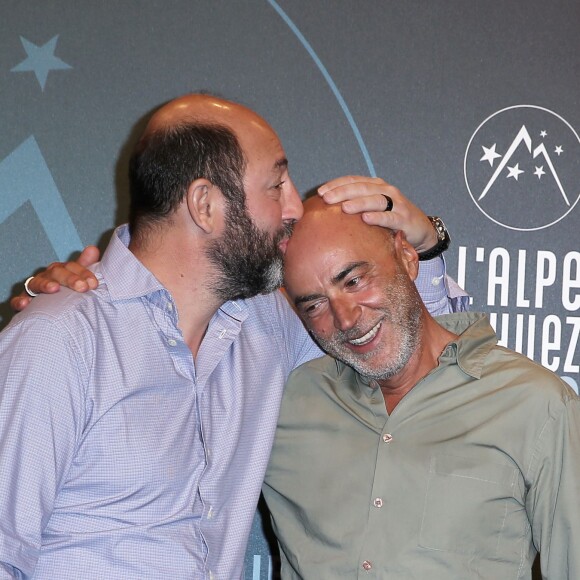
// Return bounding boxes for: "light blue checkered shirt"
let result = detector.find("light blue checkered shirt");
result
[0,225,465,579]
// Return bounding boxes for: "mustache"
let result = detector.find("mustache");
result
[331,317,385,343]
[277,221,295,242]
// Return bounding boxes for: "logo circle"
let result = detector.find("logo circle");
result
[464,105,580,231]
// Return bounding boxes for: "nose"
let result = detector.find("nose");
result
[331,296,361,333]
[282,179,304,223]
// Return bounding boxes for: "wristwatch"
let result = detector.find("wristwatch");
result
[417,216,450,261]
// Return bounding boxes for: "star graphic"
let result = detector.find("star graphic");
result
[540,130,547,138]
[554,145,564,155]
[11,35,72,91]
[506,163,524,181]
[480,143,502,166]
[534,166,546,179]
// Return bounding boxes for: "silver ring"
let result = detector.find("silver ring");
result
[382,195,393,212]
[24,276,39,297]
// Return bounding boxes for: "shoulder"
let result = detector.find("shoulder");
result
[483,344,578,417]
[283,355,346,402]
[2,269,113,356]
[289,354,340,380]
[241,290,306,335]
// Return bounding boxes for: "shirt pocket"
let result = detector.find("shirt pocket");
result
[418,453,519,556]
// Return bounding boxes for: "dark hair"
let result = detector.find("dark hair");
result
[128,121,247,237]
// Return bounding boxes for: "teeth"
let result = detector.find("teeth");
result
[349,322,381,346]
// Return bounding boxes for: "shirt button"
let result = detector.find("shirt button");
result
[432,276,442,286]
[362,560,372,571]
[207,506,214,519]
[373,497,383,508]
[167,302,173,311]
[382,433,393,443]
[167,339,177,347]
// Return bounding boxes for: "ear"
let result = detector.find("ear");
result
[394,230,419,281]
[186,179,224,234]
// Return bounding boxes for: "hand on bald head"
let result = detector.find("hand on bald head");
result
[283,195,419,300]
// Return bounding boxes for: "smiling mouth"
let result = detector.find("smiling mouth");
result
[348,321,382,346]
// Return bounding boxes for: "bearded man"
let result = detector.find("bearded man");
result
[0,94,464,579]
[263,195,580,580]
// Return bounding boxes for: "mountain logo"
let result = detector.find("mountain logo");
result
[464,105,580,231]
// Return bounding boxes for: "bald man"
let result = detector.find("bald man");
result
[0,94,464,579]
[263,196,580,580]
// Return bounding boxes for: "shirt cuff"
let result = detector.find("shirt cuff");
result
[415,256,471,316]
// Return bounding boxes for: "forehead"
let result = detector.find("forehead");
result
[283,210,389,293]
[237,120,286,172]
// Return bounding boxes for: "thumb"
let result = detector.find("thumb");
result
[77,245,100,268]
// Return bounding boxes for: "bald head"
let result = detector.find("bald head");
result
[284,196,396,289]
[129,93,295,242]
[286,195,394,255]
[129,94,257,238]
[145,94,269,138]
[283,196,425,384]
[283,195,418,307]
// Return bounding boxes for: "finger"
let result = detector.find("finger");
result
[318,177,386,202]
[340,194,398,214]
[360,211,401,230]
[77,245,100,268]
[320,181,400,206]
[319,175,383,195]
[35,263,92,293]
[47,259,98,290]
[10,293,32,312]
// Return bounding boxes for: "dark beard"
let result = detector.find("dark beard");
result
[206,204,293,302]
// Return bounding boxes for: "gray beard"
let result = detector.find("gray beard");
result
[313,272,423,380]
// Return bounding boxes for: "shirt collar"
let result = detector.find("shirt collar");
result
[98,225,166,302]
[435,312,498,379]
[99,225,250,323]
[344,312,498,396]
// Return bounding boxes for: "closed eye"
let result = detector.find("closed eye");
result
[346,276,361,288]
[300,300,325,318]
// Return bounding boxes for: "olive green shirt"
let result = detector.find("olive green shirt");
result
[263,312,580,579]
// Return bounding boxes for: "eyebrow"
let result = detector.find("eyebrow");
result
[293,261,368,307]
[274,158,288,171]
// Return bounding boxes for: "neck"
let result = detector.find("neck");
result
[378,311,458,414]
[129,227,223,357]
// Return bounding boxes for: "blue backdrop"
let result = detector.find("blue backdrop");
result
[2,2,578,577]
